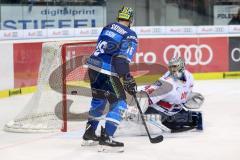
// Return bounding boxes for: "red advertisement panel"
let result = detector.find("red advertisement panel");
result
[14,42,42,88]
[198,37,228,72]
[13,37,229,88]
[137,37,228,73]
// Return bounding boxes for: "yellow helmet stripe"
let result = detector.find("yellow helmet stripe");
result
[118,13,130,19]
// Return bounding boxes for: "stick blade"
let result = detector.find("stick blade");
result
[150,135,164,143]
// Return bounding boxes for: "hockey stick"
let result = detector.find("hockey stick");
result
[133,93,163,143]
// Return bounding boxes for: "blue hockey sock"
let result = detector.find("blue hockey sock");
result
[105,121,117,136]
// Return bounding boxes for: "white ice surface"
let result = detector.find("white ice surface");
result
[0,79,240,160]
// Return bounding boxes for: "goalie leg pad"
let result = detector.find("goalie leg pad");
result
[146,107,203,132]
[162,109,203,132]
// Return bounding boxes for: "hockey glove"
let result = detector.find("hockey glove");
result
[123,73,137,95]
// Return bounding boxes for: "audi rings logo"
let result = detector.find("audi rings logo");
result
[231,48,240,62]
[163,44,213,65]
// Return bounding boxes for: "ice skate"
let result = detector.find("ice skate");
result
[98,127,124,153]
[81,124,99,146]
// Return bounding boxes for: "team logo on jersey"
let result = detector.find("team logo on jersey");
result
[163,44,213,65]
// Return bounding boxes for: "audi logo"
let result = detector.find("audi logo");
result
[163,44,213,65]
[183,28,192,32]
[231,48,240,62]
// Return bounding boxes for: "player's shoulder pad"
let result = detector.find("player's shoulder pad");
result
[126,31,138,42]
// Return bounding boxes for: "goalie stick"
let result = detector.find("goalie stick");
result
[133,93,164,143]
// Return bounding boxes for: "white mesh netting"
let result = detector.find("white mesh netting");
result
[4,41,95,133]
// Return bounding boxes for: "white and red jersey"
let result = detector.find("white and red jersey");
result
[143,70,194,115]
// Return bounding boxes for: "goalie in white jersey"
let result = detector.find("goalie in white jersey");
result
[127,57,204,133]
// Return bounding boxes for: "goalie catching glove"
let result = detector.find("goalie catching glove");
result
[123,73,137,95]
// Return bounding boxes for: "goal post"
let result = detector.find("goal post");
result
[4,41,96,133]
[60,41,97,132]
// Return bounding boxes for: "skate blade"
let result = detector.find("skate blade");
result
[98,145,124,153]
[81,140,99,146]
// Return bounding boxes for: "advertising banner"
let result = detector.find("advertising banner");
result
[228,25,240,34]
[197,26,228,34]
[229,37,240,71]
[137,37,228,73]
[47,28,75,38]
[214,5,240,25]
[1,6,106,30]
[14,43,42,88]
[1,26,240,40]
[198,37,228,72]
[164,26,196,35]
[134,26,165,35]
[13,37,229,88]
[74,27,101,37]
[0,30,25,40]
[23,29,47,39]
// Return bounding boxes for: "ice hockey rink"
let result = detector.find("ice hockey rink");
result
[0,79,240,160]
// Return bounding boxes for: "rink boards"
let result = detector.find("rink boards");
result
[0,26,240,98]
[0,71,240,99]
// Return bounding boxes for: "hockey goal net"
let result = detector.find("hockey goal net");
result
[4,41,96,133]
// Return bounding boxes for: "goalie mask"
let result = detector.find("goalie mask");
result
[117,6,134,27]
[168,57,185,80]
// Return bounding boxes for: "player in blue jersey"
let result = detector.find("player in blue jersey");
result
[82,6,138,152]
